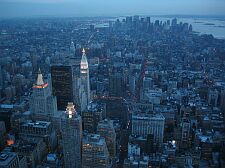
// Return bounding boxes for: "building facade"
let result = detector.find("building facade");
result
[97,119,116,158]
[132,113,165,144]
[61,102,82,168]
[30,69,57,120]
[80,48,91,112]
[51,65,74,110]
[82,134,110,168]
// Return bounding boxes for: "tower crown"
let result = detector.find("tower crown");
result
[37,68,44,85]
[80,48,88,71]
[33,68,48,89]
[66,102,76,118]
[70,41,75,53]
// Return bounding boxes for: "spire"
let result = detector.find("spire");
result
[80,48,88,71]
[36,68,44,85]
[70,41,76,53]
[66,102,76,118]
[82,48,85,54]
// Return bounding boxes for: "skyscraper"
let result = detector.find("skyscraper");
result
[70,41,76,58]
[82,101,106,133]
[132,113,165,144]
[61,102,82,168]
[51,65,73,110]
[109,72,124,97]
[80,48,91,112]
[82,134,110,168]
[97,119,116,158]
[30,69,57,120]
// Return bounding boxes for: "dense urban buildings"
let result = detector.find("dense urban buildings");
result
[0,13,225,168]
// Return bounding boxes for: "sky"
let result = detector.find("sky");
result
[0,0,225,18]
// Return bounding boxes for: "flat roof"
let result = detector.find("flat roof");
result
[21,120,51,128]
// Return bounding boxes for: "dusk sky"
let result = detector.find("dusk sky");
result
[1,0,225,18]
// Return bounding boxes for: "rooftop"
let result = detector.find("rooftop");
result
[21,120,51,128]
[0,152,18,166]
[83,133,105,145]
[132,113,165,120]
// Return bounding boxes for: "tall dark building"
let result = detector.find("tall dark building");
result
[109,72,124,97]
[99,98,128,127]
[51,65,73,110]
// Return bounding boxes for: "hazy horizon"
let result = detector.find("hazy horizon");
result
[1,0,225,18]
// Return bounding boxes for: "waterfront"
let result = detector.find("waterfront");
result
[114,16,225,39]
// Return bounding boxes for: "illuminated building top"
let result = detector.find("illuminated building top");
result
[80,48,88,71]
[65,102,76,118]
[70,41,76,53]
[33,69,48,89]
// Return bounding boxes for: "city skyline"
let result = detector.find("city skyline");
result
[1,0,225,167]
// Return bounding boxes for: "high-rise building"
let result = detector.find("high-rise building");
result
[82,101,106,133]
[30,69,57,120]
[80,48,91,112]
[61,102,82,168]
[181,118,190,143]
[132,113,165,144]
[208,89,219,107]
[82,134,110,168]
[51,65,73,110]
[143,77,153,90]
[97,119,116,158]
[19,120,57,151]
[70,41,76,58]
[109,72,124,97]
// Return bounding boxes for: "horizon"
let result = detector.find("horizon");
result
[1,0,225,18]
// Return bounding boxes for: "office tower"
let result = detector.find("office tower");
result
[82,101,106,133]
[80,48,91,112]
[30,69,57,120]
[146,16,151,23]
[97,119,116,158]
[132,113,165,144]
[82,134,110,168]
[109,72,124,97]
[208,89,219,107]
[143,77,153,90]
[61,102,82,168]
[70,41,76,57]
[0,105,13,132]
[172,18,177,26]
[30,51,38,72]
[19,120,57,151]
[51,65,73,110]
[181,118,190,143]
